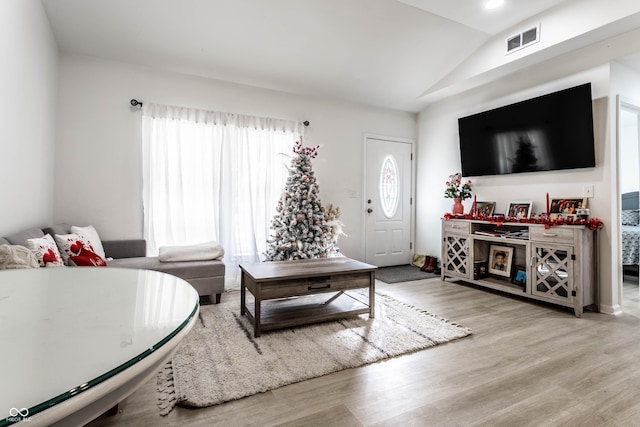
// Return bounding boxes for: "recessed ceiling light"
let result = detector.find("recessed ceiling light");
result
[485,0,505,10]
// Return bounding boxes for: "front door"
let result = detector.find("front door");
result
[364,136,413,267]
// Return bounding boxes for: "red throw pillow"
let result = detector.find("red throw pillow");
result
[54,233,95,265]
[69,248,107,267]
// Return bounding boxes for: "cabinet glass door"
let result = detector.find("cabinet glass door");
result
[531,244,574,303]
[444,235,468,278]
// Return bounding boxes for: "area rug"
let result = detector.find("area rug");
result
[157,291,471,415]
[376,264,440,284]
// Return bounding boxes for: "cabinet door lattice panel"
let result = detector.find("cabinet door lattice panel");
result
[444,235,468,278]
[532,245,574,303]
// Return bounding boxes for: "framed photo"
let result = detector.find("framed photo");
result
[473,260,488,280]
[549,198,587,219]
[507,201,532,219]
[512,265,527,287]
[471,201,496,217]
[488,245,514,278]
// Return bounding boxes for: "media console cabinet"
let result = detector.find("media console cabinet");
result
[441,218,598,317]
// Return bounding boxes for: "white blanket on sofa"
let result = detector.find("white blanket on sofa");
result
[0,244,39,269]
[158,242,224,262]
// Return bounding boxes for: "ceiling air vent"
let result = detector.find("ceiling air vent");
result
[506,24,540,54]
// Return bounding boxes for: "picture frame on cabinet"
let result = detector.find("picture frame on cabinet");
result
[507,201,532,219]
[471,201,496,217]
[549,197,587,220]
[512,265,527,287]
[473,260,488,280]
[488,245,513,278]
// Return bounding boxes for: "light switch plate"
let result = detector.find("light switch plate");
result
[583,184,594,198]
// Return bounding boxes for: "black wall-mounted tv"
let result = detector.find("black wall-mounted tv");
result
[457,83,596,177]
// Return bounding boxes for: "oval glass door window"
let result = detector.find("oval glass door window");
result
[379,155,400,218]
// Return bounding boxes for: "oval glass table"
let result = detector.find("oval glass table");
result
[0,267,199,426]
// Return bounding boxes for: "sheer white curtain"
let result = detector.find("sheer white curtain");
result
[141,103,303,275]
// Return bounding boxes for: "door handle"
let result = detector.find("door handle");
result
[308,284,331,291]
[367,208,373,213]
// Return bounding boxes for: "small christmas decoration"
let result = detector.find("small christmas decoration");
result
[324,202,346,253]
[265,141,338,261]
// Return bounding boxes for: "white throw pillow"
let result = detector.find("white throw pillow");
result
[71,225,106,259]
[26,234,64,267]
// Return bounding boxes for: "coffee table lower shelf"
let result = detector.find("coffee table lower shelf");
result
[243,292,370,336]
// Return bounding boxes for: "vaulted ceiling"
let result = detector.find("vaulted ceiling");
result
[41,0,640,112]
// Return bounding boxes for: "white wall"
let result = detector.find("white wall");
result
[620,109,639,194]
[416,62,618,313]
[0,0,58,235]
[54,53,417,261]
[611,63,640,200]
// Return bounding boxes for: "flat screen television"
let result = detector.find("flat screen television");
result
[457,83,596,177]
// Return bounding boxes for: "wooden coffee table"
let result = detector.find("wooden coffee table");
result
[239,257,376,337]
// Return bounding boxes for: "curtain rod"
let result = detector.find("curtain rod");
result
[129,98,309,126]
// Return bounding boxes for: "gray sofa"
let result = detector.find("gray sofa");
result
[0,223,225,303]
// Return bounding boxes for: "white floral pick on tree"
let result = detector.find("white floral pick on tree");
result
[324,202,346,255]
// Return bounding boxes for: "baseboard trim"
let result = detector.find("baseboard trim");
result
[599,304,622,315]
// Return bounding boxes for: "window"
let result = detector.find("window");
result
[379,154,399,218]
[142,104,304,274]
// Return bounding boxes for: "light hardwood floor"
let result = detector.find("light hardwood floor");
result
[88,277,640,427]
[623,274,640,319]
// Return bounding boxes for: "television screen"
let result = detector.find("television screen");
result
[457,83,596,177]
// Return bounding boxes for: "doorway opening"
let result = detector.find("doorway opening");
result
[619,98,640,318]
[363,135,415,267]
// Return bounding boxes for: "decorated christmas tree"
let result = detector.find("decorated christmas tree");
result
[265,141,342,261]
